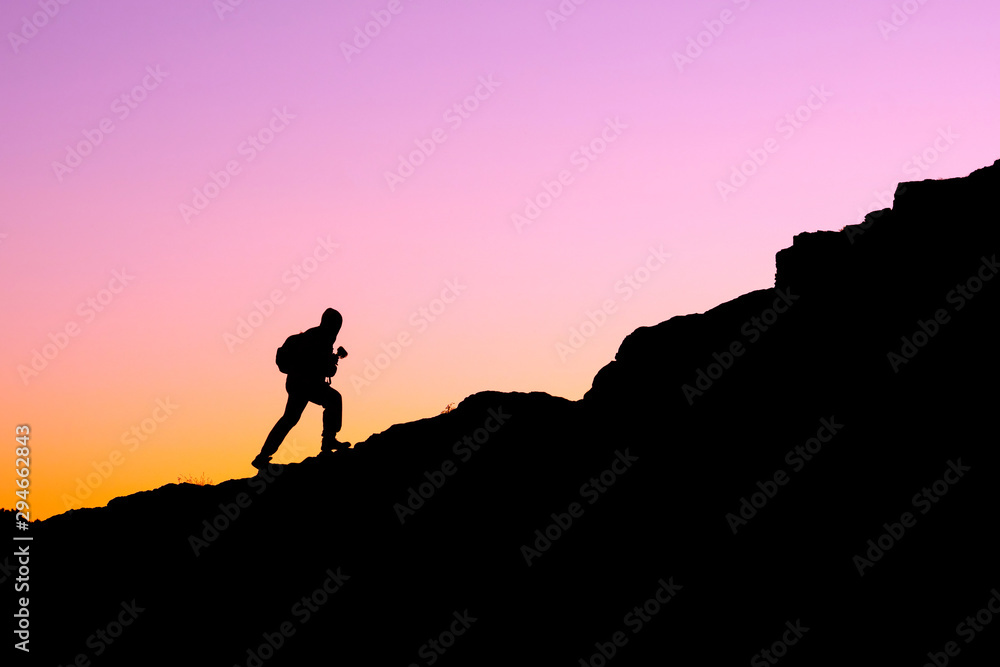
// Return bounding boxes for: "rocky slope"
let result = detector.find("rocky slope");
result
[26,160,1000,666]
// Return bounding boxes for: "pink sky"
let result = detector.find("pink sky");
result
[4,0,999,519]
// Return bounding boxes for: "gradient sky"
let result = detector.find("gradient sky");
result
[4,0,999,520]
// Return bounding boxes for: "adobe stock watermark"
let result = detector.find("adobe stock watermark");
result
[511,117,627,233]
[212,0,254,20]
[852,458,970,576]
[681,287,799,405]
[384,75,501,192]
[923,587,1000,667]
[672,0,753,72]
[13,547,30,653]
[846,127,958,244]
[223,236,339,352]
[520,449,639,566]
[179,107,295,223]
[556,245,670,362]
[886,254,997,373]
[726,417,844,535]
[877,0,932,40]
[393,407,511,524]
[187,485,258,557]
[407,610,477,667]
[750,620,810,666]
[0,555,16,586]
[188,442,308,556]
[233,566,350,667]
[350,279,467,394]
[578,577,682,667]
[53,600,145,666]
[900,127,959,180]
[340,0,407,63]
[61,397,180,511]
[716,86,832,202]
[545,0,591,31]
[18,269,136,386]
[7,0,74,54]
[52,66,168,183]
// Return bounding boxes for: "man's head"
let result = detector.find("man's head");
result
[320,308,342,339]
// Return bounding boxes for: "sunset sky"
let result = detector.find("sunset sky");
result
[4,0,999,520]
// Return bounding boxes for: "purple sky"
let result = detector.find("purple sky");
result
[4,0,999,518]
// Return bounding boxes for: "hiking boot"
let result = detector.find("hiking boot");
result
[321,438,351,454]
[251,454,272,470]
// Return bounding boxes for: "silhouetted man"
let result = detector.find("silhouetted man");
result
[252,308,350,469]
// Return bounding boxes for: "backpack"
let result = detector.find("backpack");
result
[275,333,307,374]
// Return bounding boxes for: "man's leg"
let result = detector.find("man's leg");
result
[313,385,346,451]
[258,391,309,461]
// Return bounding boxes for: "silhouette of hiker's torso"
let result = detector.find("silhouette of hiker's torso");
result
[289,326,338,382]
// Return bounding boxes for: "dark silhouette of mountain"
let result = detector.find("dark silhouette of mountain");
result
[28,160,1000,666]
